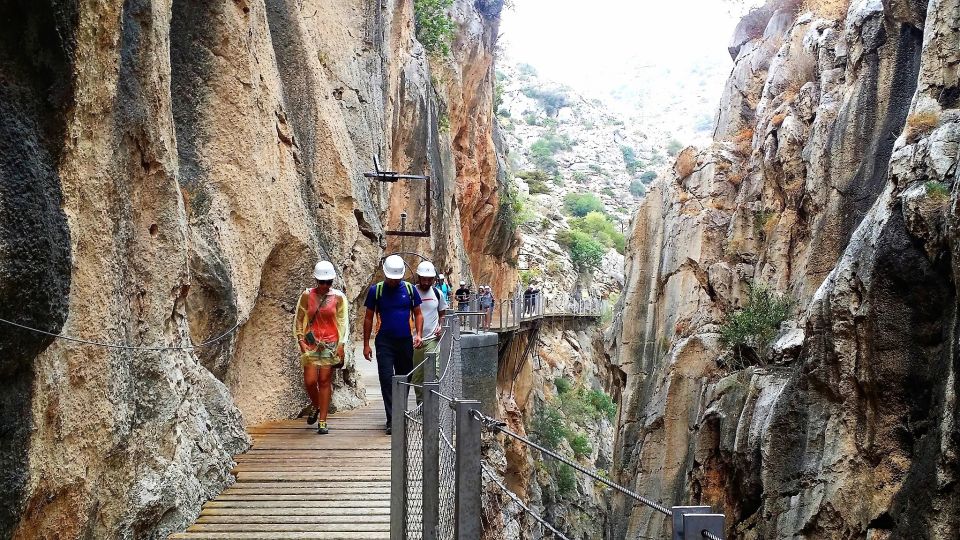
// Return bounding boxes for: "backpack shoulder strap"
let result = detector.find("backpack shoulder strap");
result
[404,281,415,308]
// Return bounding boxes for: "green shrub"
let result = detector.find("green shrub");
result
[719,283,793,368]
[554,377,572,394]
[926,180,950,200]
[522,87,570,116]
[629,180,646,197]
[531,405,567,450]
[556,229,606,270]
[620,145,640,174]
[570,212,625,254]
[667,138,684,156]
[529,131,572,174]
[413,0,456,57]
[518,63,537,77]
[587,389,617,422]
[499,185,534,234]
[563,193,604,217]
[569,434,593,458]
[523,112,539,126]
[555,463,577,496]
[571,172,587,184]
[641,170,658,183]
[519,268,542,287]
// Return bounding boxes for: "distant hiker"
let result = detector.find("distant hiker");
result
[479,286,494,329]
[409,261,448,402]
[293,261,348,435]
[455,281,471,312]
[363,255,424,434]
[523,284,534,316]
[437,273,451,303]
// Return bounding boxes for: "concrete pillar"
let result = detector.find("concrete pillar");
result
[458,332,498,416]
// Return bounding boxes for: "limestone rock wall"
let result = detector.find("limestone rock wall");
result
[0,0,512,537]
[610,0,960,538]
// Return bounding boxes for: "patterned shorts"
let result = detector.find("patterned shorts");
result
[300,342,340,368]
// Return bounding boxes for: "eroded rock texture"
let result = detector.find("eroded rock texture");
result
[0,0,512,537]
[611,0,960,538]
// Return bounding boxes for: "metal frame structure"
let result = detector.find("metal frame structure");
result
[364,156,432,237]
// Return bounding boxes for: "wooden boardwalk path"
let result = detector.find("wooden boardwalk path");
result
[171,361,392,540]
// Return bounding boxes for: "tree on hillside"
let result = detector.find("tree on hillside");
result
[563,193,604,217]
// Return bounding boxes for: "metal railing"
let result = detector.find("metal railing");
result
[447,291,604,331]
[391,317,726,540]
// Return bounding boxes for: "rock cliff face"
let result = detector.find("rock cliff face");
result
[0,0,511,537]
[611,0,960,538]
[485,320,621,540]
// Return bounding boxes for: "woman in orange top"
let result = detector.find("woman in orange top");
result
[293,261,349,434]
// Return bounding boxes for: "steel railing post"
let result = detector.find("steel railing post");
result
[454,400,481,540]
[671,506,715,540]
[391,376,409,540]
[422,379,440,540]
[438,321,452,376]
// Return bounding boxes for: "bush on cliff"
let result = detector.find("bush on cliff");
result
[556,230,606,270]
[413,0,456,57]
[719,283,792,368]
[563,193,604,217]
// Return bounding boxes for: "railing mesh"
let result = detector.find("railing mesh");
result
[436,330,462,538]
[404,403,424,539]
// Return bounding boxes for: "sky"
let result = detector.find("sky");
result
[498,0,750,97]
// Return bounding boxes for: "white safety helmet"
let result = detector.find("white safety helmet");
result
[313,260,336,281]
[438,273,445,279]
[383,255,406,279]
[460,281,466,285]
[416,261,437,277]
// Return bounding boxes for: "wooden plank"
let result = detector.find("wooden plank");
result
[205,500,389,509]
[187,524,389,532]
[223,484,390,490]
[170,402,396,540]
[200,507,389,516]
[196,515,390,525]
[170,531,390,540]
[215,494,389,501]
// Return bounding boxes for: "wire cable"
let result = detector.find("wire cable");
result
[481,462,571,540]
[472,410,673,517]
[0,316,242,352]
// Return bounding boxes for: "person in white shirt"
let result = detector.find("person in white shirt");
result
[409,261,448,402]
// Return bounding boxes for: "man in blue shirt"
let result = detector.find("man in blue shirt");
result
[363,255,424,434]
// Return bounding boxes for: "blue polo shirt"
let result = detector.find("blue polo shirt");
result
[365,281,422,339]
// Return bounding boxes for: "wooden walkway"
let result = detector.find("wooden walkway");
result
[170,397,391,540]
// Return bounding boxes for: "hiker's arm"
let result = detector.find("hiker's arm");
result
[413,306,423,348]
[362,308,374,361]
[436,309,447,337]
[292,292,308,353]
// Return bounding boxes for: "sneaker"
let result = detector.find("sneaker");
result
[317,421,329,435]
[306,406,319,425]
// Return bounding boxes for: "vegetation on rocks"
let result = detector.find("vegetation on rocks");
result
[413,0,457,57]
[557,230,606,269]
[926,180,950,200]
[563,193,605,217]
[719,283,793,368]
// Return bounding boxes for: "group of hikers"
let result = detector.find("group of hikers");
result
[293,255,465,436]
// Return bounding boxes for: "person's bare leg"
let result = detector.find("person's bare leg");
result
[303,365,321,408]
[317,366,333,422]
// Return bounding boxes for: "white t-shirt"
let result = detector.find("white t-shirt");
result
[417,285,448,340]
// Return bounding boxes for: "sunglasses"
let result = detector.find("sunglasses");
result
[317,279,333,286]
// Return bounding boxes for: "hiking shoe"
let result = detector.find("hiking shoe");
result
[385,425,392,435]
[317,421,329,435]
[306,406,319,425]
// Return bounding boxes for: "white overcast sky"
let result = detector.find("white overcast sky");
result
[498,0,752,95]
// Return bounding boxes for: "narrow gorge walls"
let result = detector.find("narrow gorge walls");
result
[611,0,960,538]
